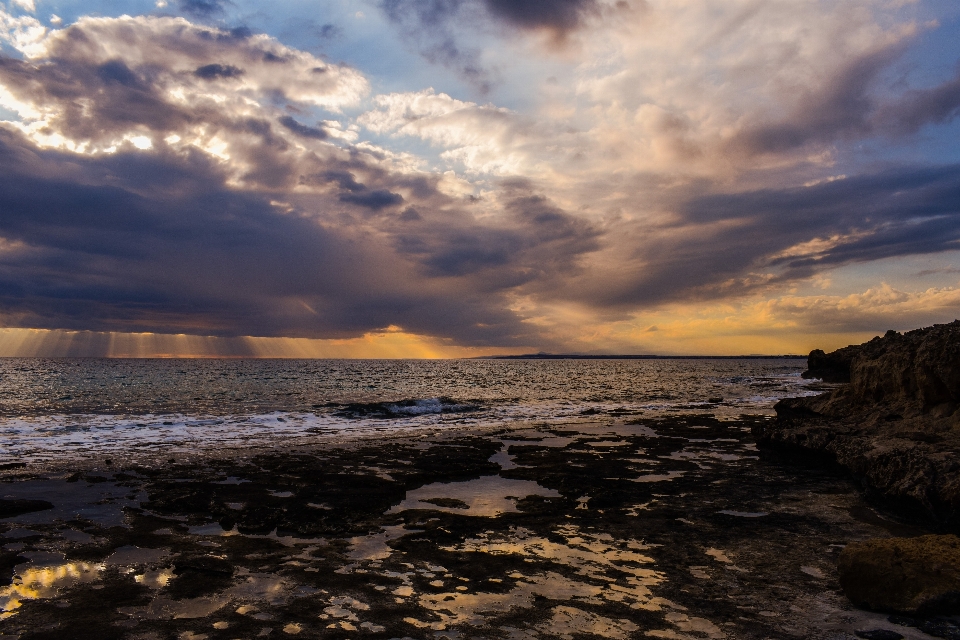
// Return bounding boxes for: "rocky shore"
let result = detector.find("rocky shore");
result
[756,321,960,531]
[2,413,952,639]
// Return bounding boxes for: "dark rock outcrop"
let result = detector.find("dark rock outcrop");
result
[804,343,861,383]
[756,321,960,529]
[838,535,960,614]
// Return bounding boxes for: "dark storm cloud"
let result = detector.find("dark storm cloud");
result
[0,129,547,345]
[588,165,960,308]
[316,170,365,192]
[0,15,602,347]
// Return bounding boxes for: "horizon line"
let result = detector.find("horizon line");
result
[0,353,809,360]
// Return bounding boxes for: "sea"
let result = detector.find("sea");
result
[0,357,818,467]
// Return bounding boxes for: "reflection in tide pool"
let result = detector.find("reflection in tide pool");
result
[389,524,727,638]
[134,568,174,589]
[389,476,561,517]
[0,561,103,618]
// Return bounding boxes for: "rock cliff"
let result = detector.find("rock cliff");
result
[756,321,960,529]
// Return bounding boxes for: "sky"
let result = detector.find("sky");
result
[0,0,959,357]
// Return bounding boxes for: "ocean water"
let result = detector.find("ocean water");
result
[0,358,817,465]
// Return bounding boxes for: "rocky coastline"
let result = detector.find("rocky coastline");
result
[3,413,946,639]
[756,320,960,530]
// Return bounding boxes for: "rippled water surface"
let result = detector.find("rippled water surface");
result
[0,358,816,464]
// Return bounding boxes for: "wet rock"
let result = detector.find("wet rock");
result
[757,321,960,528]
[918,617,960,640]
[174,554,234,575]
[168,554,235,599]
[420,497,469,509]
[0,550,27,586]
[838,535,960,614]
[0,498,54,518]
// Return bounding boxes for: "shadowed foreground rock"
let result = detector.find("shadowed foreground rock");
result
[756,320,960,529]
[0,499,53,518]
[838,535,960,614]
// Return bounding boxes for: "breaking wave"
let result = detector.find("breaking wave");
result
[332,397,482,419]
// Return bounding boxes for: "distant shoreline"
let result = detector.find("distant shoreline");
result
[476,354,807,360]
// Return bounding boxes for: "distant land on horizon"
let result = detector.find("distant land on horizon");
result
[476,353,808,360]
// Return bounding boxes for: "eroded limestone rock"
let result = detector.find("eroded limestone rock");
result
[756,321,960,528]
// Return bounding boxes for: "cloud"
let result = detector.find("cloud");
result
[278,115,328,140]
[0,128,543,345]
[875,73,960,135]
[0,15,369,137]
[365,2,959,197]
[482,0,596,34]
[359,89,554,175]
[757,283,960,334]
[0,14,370,193]
[378,0,493,91]
[381,0,596,38]
[177,0,229,19]
[0,4,958,356]
[731,43,905,155]
[339,188,404,209]
[0,13,606,347]
[555,164,960,312]
[539,277,960,356]
[194,62,244,79]
[682,165,960,271]
[375,0,598,88]
[10,0,35,13]
[733,45,960,154]
[917,267,960,277]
